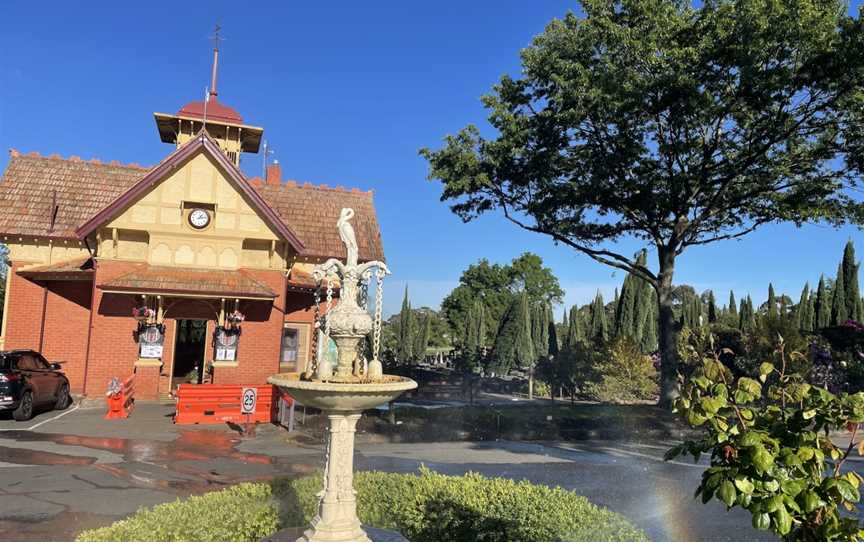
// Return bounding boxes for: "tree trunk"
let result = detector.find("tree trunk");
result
[656,246,679,408]
[528,367,534,400]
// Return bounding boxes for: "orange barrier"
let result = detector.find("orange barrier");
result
[173,384,277,425]
[105,375,135,420]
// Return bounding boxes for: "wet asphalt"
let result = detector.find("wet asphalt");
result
[0,403,855,541]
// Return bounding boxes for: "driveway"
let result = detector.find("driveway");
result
[0,402,854,541]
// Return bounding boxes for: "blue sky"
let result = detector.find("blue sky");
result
[1,1,862,317]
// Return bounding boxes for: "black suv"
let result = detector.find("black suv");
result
[0,349,71,421]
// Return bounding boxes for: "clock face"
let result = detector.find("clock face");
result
[188,209,210,229]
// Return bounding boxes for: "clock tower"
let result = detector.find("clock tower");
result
[153,27,263,166]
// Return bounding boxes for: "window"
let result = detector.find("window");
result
[281,328,299,363]
[281,323,309,372]
[16,354,37,371]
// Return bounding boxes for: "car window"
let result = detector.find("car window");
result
[17,354,37,371]
[34,354,51,370]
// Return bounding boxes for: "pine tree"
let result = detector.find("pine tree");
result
[589,292,608,341]
[397,286,415,361]
[815,275,831,329]
[841,240,861,322]
[707,291,717,323]
[767,283,778,319]
[832,261,848,325]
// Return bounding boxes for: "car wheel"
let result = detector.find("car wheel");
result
[13,390,34,421]
[54,383,70,410]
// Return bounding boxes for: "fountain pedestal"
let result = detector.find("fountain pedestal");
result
[268,375,417,542]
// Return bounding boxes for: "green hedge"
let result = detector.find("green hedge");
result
[77,468,648,542]
[75,483,279,542]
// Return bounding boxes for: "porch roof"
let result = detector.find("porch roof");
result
[98,264,277,300]
[17,256,94,281]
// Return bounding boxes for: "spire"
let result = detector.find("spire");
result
[209,24,222,100]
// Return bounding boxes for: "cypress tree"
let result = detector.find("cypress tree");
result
[739,295,756,333]
[767,283,777,319]
[832,261,848,325]
[414,314,431,361]
[589,292,608,341]
[547,306,559,357]
[796,283,811,332]
[841,240,861,322]
[532,303,550,359]
[397,286,414,361]
[567,305,581,346]
[707,291,718,323]
[728,291,738,320]
[639,294,658,352]
[493,292,534,374]
[815,275,831,329]
[561,309,569,347]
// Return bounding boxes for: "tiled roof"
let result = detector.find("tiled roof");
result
[255,182,384,262]
[0,150,384,261]
[98,264,276,299]
[0,153,147,238]
[17,256,94,280]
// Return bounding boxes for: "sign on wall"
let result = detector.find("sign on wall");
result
[138,324,165,359]
[241,387,257,414]
[214,326,240,361]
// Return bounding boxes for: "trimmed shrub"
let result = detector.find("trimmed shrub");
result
[75,483,279,542]
[78,469,648,542]
[277,467,649,542]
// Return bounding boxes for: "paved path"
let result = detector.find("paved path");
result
[0,402,857,541]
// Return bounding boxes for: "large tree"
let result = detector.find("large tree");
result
[422,0,864,404]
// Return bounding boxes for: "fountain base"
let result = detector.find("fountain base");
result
[261,526,407,542]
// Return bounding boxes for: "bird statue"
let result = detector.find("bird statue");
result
[337,208,358,267]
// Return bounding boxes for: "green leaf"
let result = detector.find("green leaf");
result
[781,480,805,497]
[837,479,860,502]
[758,362,774,383]
[802,409,816,420]
[797,446,815,461]
[718,481,736,507]
[800,491,822,513]
[752,446,775,475]
[752,512,771,531]
[734,476,755,495]
[739,432,762,448]
[763,495,784,513]
[773,505,792,536]
[738,377,762,396]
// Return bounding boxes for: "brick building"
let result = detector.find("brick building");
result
[0,56,383,400]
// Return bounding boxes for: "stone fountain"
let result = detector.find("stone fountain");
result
[268,208,417,542]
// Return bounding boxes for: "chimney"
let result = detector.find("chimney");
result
[266,160,282,185]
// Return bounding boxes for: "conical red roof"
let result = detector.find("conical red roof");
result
[177,98,243,124]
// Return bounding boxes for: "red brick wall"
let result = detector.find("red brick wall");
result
[4,263,49,352]
[40,281,92,393]
[4,265,93,394]
[212,269,287,386]
[85,260,144,397]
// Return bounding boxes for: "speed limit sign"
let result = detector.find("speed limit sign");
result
[241,387,257,415]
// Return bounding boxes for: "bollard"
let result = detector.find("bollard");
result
[104,374,135,420]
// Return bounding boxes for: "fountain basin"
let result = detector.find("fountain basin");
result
[267,373,417,412]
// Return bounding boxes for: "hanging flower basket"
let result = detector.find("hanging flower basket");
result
[132,306,156,321]
[226,310,245,326]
